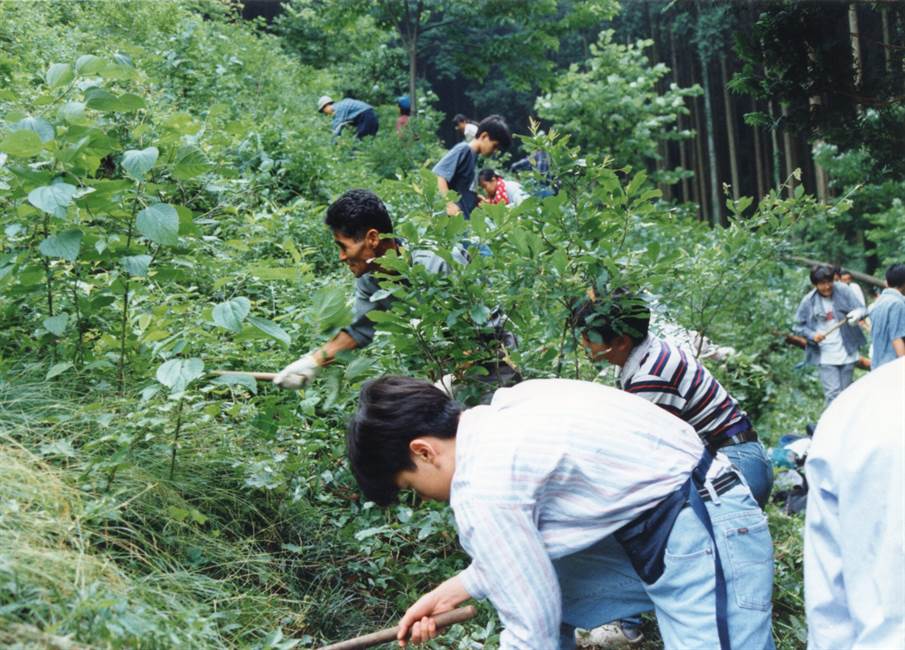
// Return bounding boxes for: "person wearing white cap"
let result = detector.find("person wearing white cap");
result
[317,95,378,139]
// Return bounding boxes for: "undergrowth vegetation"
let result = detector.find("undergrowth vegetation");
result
[0,1,857,648]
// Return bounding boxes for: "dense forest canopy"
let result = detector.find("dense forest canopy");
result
[0,0,901,647]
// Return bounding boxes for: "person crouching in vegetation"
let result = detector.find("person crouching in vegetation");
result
[346,376,775,649]
[868,263,905,370]
[396,95,411,135]
[433,115,511,219]
[272,189,517,390]
[793,265,866,404]
[317,95,378,139]
[571,288,774,508]
[477,168,527,207]
[452,113,478,142]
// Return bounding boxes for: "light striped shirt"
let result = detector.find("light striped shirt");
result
[619,335,751,447]
[451,379,729,649]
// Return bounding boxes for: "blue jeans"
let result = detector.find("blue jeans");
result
[720,441,774,508]
[818,362,854,404]
[555,484,775,650]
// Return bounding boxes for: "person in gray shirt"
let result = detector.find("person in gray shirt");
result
[273,189,516,390]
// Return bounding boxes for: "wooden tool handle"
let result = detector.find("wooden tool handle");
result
[210,370,277,381]
[317,605,478,650]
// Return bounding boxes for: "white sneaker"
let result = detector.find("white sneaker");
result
[576,622,645,648]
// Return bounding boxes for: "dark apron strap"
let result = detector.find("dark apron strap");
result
[690,449,731,650]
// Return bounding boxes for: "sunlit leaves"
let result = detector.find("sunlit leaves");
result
[75,54,105,75]
[29,183,78,218]
[10,117,55,143]
[136,203,179,246]
[213,297,251,332]
[45,63,74,88]
[39,229,82,261]
[171,145,209,180]
[0,130,42,157]
[43,313,69,336]
[248,316,291,346]
[121,254,151,277]
[156,358,205,393]
[122,146,159,180]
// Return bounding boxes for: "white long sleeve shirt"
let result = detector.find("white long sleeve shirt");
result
[805,357,905,649]
[450,379,729,649]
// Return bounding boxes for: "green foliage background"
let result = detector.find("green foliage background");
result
[0,0,884,648]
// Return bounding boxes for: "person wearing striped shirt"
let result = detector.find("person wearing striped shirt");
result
[346,376,774,650]
[571,289,773,508]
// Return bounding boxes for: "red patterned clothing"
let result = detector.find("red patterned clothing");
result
[488,177,509,205]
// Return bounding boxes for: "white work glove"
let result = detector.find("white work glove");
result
[433,373,455,398]
[273,354,320,390]
[846,307,867,325]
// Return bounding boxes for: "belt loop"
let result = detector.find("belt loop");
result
[704,479,721,505]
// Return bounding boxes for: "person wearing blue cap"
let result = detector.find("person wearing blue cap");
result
[396,95,411,135]
[317,95,379,139]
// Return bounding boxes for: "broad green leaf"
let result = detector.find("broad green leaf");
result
[213,297,251,333]
[43,313,69,336]
[248,316,291,346]
[171,145,209,180]
[11,117,55,142]
[470,303,491,325]
[122,146,159,180]
[136,203,179,246]
[75,54,105,74]
[0,130,42,157]
[156,358,204,394]
[39,229,82,261]
[122,254,151,277]
[59,101,87,124]
[46,361,74,380]
[28,183,78,218]
[210,372,258,394]
[46,63,73,88]
[115,93,146,112]
[310,285,352,333]
[85,87,119,111]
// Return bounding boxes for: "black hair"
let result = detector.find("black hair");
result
[570,288,650,346]
[478,168,499,183]
[886,263,905,289]
[809,265,835,285]
[399,106,410,116]
[476,114,511,150]
[324,189,393,240]
[346,376,462,506]
[452,113,468,124]
[839,269,854,279]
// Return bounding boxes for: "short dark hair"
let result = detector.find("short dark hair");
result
[478,168,498,183]
[347,376,462,506]
[810,265,835,285]
[476,114,511,150]
[324,189,393,240]
[570,288,650,346]
[452,113,468,124]
[839,269,854,279]
[886,263,905,289]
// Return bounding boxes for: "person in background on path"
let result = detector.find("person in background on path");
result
[346,376,775,650]
[272,189,517,391]
[838,269,866,307]
[452,113,478,142]
[793,265,866,404]
[868,263,905,370]
[511,148,555,198]
[477,168,527,207]
[433,115,511,219]
[317,95,378,139]
[395,95,410,135]
[804,356,904,649]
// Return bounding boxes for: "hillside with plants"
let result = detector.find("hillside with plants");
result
[1,1,900,648]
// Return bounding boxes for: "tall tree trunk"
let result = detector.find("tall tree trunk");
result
[781,102,797,195]
[697,49,722,225]
[719,55,740,201]
[881,8,892,74]
[752,97,766,200]
[671,28,691,203]
[648,2,670,200]
[690,58,707,220]
[806,44,829,202]
[849,3,862,112]
[767,100,782,190]
[408,40,417,115]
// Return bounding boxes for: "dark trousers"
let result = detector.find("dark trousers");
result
[354,108,379,138]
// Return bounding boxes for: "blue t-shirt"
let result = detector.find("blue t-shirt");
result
[870,288,905,370]
[432,142,477,218]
